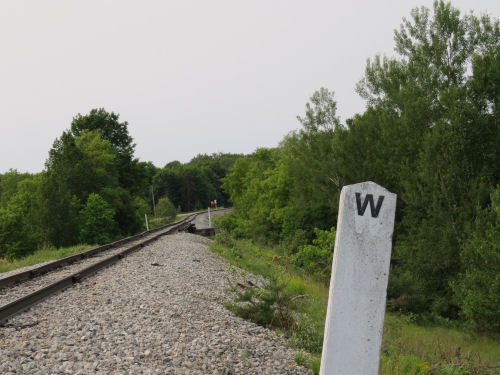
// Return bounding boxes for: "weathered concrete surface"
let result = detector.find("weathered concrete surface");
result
[320,181,396,375]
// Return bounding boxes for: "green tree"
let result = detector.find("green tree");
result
[453,187,500,332]
[79,193,116,244]
[100,186,145,236]
[278,89,340,240]
[0,207,37,259]
[40,175,81,248]
[71,108,134,156]
[350,0,499,317]
[42,130,116,246]
[44,128,145,240]
[0,169,33,208]
[153,154,240,213]
[45,131,88,202]
[74,130,119,193]
[70,108,146,193]
[222,148,289,242]
[155,197,176,219]
[153,163,184,211]
[221,89,341,245]
[222,1,500,325]
[0,177,44,259]
[6,175,47,248]
[296,87,341,132]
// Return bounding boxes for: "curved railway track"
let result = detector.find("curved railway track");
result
[0,213,204,325]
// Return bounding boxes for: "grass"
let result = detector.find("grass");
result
[148,215,177,229]
[381,314,500,374]
[210,233,500,375]
[0,244,94,274]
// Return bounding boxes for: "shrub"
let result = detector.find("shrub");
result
[79,193,115,244]
[294,351,309,367]
[226,274,297,329]
[291,227,336,280]
[155,197,176,219]
[290,316,324,353]
[215,229,236,248]
[285,277,307,295]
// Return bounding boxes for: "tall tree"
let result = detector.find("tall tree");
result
[0,169,33,208]
[70,108,145,192]
[71,108,134,157]
[353,0,500,316]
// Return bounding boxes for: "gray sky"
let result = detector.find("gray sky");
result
[1,0,498,173]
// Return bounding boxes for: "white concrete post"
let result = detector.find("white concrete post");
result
[145,214,149,231]
[208,206,212,228]
[320,181,396,375]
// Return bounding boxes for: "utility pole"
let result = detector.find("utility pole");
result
[150,185,156,217]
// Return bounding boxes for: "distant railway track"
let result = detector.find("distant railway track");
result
[0,212,212,325]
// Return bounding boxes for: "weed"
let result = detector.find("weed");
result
[433,364,469,375]
[285,276,307,295]
[310,358,321,375]
[241,350,248,364]
[294,351,308,367]
[379,350,430,375]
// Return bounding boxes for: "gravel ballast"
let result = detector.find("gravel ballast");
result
[0,233,312,374]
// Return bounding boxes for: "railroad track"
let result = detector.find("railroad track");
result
[0,213,203,325]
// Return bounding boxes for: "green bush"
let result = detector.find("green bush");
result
[285,277,307,295]
[155,197,176,219]
[294,351,309,367]
[290,316,324,353]
[226,274,297,329]
[215,228,236,248]
[79,193,116,244]
[291,227,336,280]
[280,204,334,244]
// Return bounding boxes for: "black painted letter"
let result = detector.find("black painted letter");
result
[355,193,385,218]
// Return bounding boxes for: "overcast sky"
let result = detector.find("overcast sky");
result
[1,0,498,173]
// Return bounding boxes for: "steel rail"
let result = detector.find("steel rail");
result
[0,213,199,324]
[0,214,197,290]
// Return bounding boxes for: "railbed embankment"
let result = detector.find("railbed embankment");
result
[0,233,311,374]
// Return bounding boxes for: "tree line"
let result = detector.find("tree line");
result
[220,1,499,332]
[0,108,239,259]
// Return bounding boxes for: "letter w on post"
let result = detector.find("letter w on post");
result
[355,193,385,218]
